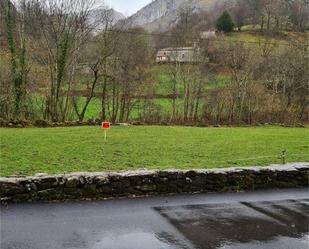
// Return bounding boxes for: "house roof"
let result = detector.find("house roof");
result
[158,47,197,52]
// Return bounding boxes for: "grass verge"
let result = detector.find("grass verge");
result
[0,126,308,176]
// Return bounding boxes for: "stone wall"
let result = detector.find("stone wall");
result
[1,163,308,203]
[1,119,306,128]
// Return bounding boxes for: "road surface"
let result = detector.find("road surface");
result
[1,188,308,249]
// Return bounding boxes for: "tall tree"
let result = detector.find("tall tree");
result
[3,0,28,118]
[216,11,235,33]
[72,9,121,122]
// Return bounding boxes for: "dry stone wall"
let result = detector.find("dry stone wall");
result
[1,163,308,203]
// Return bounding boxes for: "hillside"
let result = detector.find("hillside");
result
[125,0,229,32]
[89,8,125,32]
[125,0,187,29]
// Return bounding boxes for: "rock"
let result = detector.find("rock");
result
[83,184,97,196]
[100,186,113,194]
[158,171,169,178]
[85,176,94,184]
[35,173,48,177]
[57,177,66,186]
[167,172,181,180]
[0,183,25,196]
[111,181,124,189]
[142,178,153,184]
[65,176,82,188]
[79,176,85,185]
[155,177,168,184]
[115,123,131,126]
[34,120,50,127]
[25,183,37,192]
[94,176,110,185]
[38,189,61,199]
[63,188,83,199]
[129,176,142,185]
[140,184,156,192]
[186,177,193,184]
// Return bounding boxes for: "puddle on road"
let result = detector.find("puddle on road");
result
[155,199,309,249]
[219,235,309,249]
[92,231,191,249]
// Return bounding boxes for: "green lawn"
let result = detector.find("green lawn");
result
[0,126,308,176]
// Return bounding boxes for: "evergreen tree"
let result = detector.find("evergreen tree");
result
[216,11,235,33]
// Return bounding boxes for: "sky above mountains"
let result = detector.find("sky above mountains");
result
[104,0,152,16]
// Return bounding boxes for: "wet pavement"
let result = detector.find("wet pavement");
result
[1,188,308,249]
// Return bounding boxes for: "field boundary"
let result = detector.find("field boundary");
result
[0,119,307,128]
[1,163,308,204]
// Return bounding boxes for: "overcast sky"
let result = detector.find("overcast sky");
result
[103,0,152,16]
[11,0,152,16]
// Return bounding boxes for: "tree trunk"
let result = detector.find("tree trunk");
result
[101,76,108,120]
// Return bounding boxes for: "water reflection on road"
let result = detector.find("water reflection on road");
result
[155,199,309,249]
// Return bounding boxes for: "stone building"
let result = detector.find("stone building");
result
[156,46,201,63]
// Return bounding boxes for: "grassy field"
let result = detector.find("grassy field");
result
[0,126,308,176]
[226,31,309,44]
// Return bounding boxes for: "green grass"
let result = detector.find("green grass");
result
[225,31,309,48]
[0,126,308,176]
[77,97,102,120]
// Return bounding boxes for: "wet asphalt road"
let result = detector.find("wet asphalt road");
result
[1,188,308,249]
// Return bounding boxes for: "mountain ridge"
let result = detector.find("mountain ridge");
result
[124,0,232,32]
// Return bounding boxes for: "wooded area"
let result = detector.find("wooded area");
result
[0,0,308,125]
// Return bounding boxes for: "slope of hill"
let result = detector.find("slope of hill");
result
[126,0,187,28]
[89,8,125,31]
[125,0,234,32]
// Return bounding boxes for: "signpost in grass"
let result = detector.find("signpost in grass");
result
[102,122,111,141]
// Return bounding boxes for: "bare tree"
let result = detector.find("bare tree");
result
[219,41,256,124]
[102,28,153,123]
[290,1,309,32]
[25,0,97,121]
[72,9,121,122]
[232,0,247,31]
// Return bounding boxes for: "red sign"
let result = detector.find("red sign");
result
[102,122,111,130]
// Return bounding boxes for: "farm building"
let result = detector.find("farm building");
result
[156,46,202,63]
